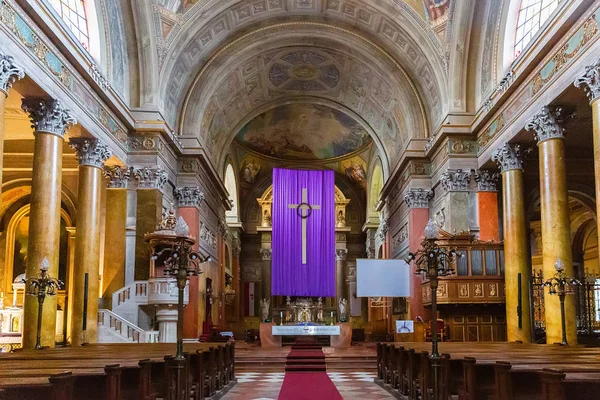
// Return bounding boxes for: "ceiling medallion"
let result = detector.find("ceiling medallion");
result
[290,64,320,80]
[267,50,341,92]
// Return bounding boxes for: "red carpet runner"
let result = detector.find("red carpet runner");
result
[277,341,343,400]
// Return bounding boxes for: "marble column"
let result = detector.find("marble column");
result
[492,143,532,343]
[174,186,204,338]
[474,170,500,242]
[335,249,348,304]
[404,188,433,321]
[231,233,242,322]
[0,53,24,203]
[525,106,576,344]
[102,166,131,309]
[125,188,137,285]
[21,99,76,349]
[132,166,168,281]
[260,248,272,302]
[574,61,600,275]
[70,138,112,346]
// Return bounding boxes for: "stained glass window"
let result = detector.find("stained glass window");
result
[48,0,89,49]
[514,0,559,59]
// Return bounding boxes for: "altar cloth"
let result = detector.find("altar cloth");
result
[272,325,341,336]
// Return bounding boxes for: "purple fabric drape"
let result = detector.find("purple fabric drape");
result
[271,168,335,297]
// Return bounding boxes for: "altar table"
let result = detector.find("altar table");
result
[260,322,352,348]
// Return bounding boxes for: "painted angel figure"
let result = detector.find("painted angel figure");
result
[260,298,271,322]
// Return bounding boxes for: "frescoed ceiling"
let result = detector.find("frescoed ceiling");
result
[235,104,371,161]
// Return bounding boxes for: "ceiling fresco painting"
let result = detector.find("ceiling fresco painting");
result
[235,104,372,161]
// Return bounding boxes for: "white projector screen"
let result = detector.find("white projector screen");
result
[356,259,411,297]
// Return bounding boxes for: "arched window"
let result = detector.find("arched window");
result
[514,0,559,59]
[49,0,90,49]
[224,163,240,223]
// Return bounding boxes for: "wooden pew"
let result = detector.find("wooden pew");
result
[0,342,233,400]
[377,342,600,400]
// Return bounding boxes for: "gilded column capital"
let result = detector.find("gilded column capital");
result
[492,143,531,172]
[404,188,433,208]
[103,165,131,188]
[173,186,204,208]
[336,248,348,261]
[69,137,112,168]
[574,59,600,103]
[440,168,470,192]
[260,248,272,261]
[0,52,25,97]
[473,169,500,191]
[21,98,76,138]
[525,106,574,144]
[132,166,168,189]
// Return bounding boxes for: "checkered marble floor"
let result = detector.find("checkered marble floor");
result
[221,372,395,400]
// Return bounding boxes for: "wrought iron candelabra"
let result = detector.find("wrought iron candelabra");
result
[147,213,205,361]
[25,258,63,350]
[543,258,581,346]
[406,220,459,400]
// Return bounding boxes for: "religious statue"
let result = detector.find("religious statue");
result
[285,296,293,323]
[242,161,260,184]
[338,298,348,322]
[260,298,271,322]
[336,210,345,227]
[262,209,272,227]
[316,297,324,322]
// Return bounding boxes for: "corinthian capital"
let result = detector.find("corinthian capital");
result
[473,169,500,191]
[404,188,433,208]
[336,249,348,261]
[574,59,600,103]
[440,169,470,192]
[260,248,272,261]
[22,99,76,138]
[132,166,168,189]
[173,186,204,208]
[104,166,131,188]
[525,106,574,143]
[492,143,531,172]
[69,137,112,168]
[0,52,25,96]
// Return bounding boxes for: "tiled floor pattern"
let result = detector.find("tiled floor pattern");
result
[221,372,395,400]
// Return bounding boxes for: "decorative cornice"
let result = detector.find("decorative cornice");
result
[574,59,600,103]
[69,137,112,168]
[103,166,131,188]
[440,169,470,192]
[491,143,531,172]
[336,249,348,261]
[132,166,168,189]
[404,188,433,208]
[260,248,272,261]
[0,52,24,96]
[21,99,76,138]
[90,63,110,91]
[473,169,500,192]
[525,106,574,144]
[173,186,204,208]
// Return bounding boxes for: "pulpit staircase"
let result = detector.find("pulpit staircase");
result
[97,281,158,343]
